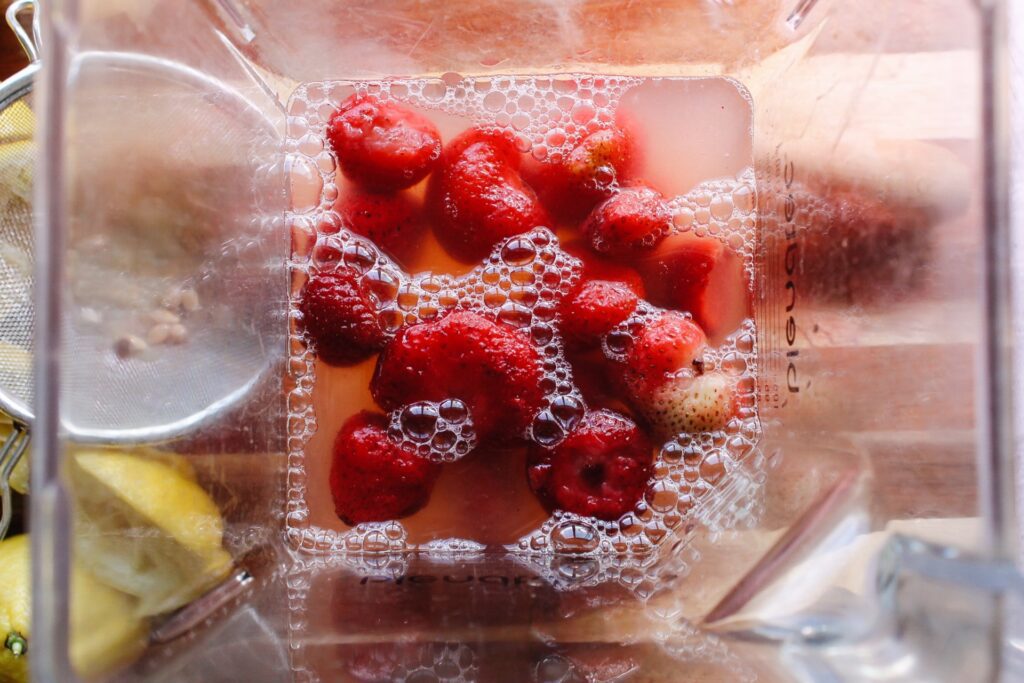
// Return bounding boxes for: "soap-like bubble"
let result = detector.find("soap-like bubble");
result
[389,399,477,463]
[285,75,764,580]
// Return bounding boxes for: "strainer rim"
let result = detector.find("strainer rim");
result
[2,52,280,442]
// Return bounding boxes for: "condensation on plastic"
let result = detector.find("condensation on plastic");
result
[31,1,1006,682]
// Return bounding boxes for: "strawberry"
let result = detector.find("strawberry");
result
[371,311,545,442]
[583,184,672,255]
[428,128,551,262]
[621,311,707,396]
[640,372,738,436]
[329,411,441,525]
[559,280,639,350]
[563,239,646,297]
[326,94,442,191]
[335,187,425,267]
[524,126,636,221]
[527,409,653,521]
[299,267,387,366]
[636,232,749,338]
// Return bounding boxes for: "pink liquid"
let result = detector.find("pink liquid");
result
[288,75,757,553]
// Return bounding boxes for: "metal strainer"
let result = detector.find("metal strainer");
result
[0,0,283,539]
[0,0,40,539]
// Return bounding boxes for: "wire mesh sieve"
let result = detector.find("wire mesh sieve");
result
[0,0,281,540]
[0,0,39,540]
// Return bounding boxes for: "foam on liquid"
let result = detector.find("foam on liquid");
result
[285,74,763,570]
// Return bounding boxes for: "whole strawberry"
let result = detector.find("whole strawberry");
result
[560,279,640,351]
[336,188,425,267]
[327,94,442,191]
[428,129,550,262]
[525,126,636,221]
[583,184,672,255]
[563,239,646,297]
[621,311,706,396]
[616,311,740,435]
[330,411,441,525]
[371,311,545,442]
[527,409,653,521]
[299,266,388,366]
[637,232,749,339]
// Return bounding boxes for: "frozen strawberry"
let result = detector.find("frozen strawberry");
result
[563,239,646,297]
[527,409,653,521]
[335,188,425,266]
[637,232,749,339]
[371,311,545,442]
[621,311,706,396]
[560,280,639,350]
[428,128,550,262]
[583,184,672,255]
[524,126,636,220]
[326,94,442,191]
[329,411,441,525]
[299,267,387,366]
[641,372,738,436]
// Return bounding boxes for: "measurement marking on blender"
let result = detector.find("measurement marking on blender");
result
[781,155,800,400]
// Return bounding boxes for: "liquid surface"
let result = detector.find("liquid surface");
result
[285,74,762,561]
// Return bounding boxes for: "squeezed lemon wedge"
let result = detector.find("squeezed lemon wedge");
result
[0,534,146,683]
[70,450,233,617]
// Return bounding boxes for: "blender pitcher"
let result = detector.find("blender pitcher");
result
[23,0,1021,681]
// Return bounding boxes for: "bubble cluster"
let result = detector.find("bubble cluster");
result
[302,225,588,454]
[388,642,479,683]
[388,399,478,463]
[514,319,761,560]
[601,300,661,362]
[668,168,758,276]
[285,75,641,169]
[284,74,764,575]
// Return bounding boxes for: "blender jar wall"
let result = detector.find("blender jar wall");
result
[29,1,1013,681]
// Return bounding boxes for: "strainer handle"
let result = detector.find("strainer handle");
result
[5,0,39,64]
[0,425,29,540]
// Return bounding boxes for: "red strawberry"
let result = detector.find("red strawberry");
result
[637,232,750,340]
[428,128,551,263]
[621,311,706,396]
[641,372,739,436]
[371,311,545,442]
[326,95,442,191]
[527,409,653,521]
[525,126,636,221]
[563,239,646,297]
[299,267,387,366]
[335,188,425,267]
[583,184,672,255]
[329,411,441,525]
[559,280,639,350]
